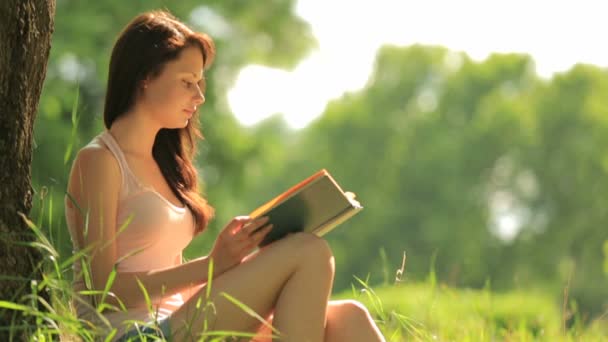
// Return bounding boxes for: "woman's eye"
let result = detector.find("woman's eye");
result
[183,80,193,88]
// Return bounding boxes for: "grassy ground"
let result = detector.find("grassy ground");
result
[337,279,608,341]
[5,276,608,341]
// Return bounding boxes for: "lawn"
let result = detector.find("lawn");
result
[337,279,608,341]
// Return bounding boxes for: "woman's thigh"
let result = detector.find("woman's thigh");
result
[168,232,334,339]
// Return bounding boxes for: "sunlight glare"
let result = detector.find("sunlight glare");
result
[227,0,608,129]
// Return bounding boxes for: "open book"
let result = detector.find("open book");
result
[250,169,363,247]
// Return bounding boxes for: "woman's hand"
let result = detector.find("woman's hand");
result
[209,215,273,275]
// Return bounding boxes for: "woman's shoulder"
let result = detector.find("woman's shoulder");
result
[66,135,123,211]
[78,142,113,164]
[70,136,120,181]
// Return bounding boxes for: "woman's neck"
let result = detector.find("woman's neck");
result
[108,110,160,159]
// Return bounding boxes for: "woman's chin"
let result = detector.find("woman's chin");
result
[161,121,189,130]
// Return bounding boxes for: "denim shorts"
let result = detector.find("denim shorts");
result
[115,319,171,341]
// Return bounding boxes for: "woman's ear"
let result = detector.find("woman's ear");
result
[134,79,148,99]
[140,77,151,93]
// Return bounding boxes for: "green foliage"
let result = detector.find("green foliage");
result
[283,45,608,316]
[294,46,537,291]
[604,241,608,276]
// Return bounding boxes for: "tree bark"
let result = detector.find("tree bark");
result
[0,0,55,336]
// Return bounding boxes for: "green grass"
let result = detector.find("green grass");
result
[337,280,608,341]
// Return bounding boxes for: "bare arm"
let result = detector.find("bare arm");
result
[111,255,213,308]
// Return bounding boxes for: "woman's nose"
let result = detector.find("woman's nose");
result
[193,89,205,106]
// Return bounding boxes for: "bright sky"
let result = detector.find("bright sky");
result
[228,0,608,129]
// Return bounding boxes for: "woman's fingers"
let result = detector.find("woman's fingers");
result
[219,216,273,261]
[227,216,251,235]
[237,224,272,256]
[226,215,269,238]
[240,216,270,237]
[249,224,273,247]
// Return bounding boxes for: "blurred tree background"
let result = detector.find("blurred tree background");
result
[33,0,608,320]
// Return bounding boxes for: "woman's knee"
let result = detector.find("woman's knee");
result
[326,300,385,341]
[331,299,373,325]
[286,232,333,261]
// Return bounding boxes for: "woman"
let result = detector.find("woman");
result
[65,10,385,341]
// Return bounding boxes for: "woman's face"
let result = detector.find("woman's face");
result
[139,45,206,129]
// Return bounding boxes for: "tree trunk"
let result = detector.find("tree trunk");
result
[0,0,55,336]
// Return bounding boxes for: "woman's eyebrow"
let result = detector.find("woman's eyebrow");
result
[178,71,204,80]
[180,71,204,80]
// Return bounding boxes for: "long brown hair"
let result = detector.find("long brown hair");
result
[104,10,215,234]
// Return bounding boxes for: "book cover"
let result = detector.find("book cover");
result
[250,169,363,247]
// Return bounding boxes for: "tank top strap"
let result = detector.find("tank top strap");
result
[97,130,140,197]
[98,131,129,169]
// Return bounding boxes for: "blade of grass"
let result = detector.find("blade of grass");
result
[353,275,387,322]
[48,186,54,246]
[206,258,214,300]
[135,277,154,317]
[18,212,59,259]
[98,267,117,311]
[103,329,118,342]
[36,186,47,231]
[64,85,80,165]
[220,292,281,336]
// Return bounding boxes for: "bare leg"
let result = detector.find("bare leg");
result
[271,242,335,339]
[168,233,334,341]
[252,300,385,342]
[323,300,385,342]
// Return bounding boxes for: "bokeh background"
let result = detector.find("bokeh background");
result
[32,0,608,325]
